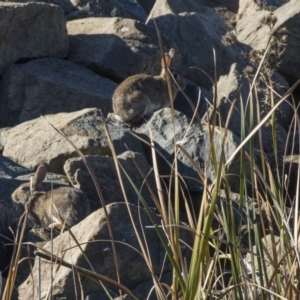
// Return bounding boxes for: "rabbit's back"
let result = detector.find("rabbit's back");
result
[48,187,90,227]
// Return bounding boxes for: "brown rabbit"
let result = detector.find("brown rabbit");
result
[108,49,186,124]
[12,163,90,229]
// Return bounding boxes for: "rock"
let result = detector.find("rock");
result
[0,128,10,153]
[149,3,246,90]
[86,272,172,300]
[236,9,273,50]
[236,1,300,81]
[0,58,117,127]
[64,151,157,211]
[68,0,148,21]
[0,156,31,179]
[0,0,78,16]
[203,0,239,13]
[173,79,208,121]
[18,202,192,299]
[238,0,290,19]
[0,2,68,76]
[135,108,246,193]
[147,0,236,16]
[237,0,263,19]
[67,17,164,83]
[1,108,144,174]
[245,234,290,285]
[136,0,155,14]
[207,63,292,137]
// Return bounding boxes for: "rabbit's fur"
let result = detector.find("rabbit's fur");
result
[108,49,186,124]
[12,163,90,229]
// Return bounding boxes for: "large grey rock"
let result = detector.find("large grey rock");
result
[0,0,77,15]
[236,1,300,80]
[1,0,148,21]
[0,2,68,76]
[64,151,156,211]
[67,17,165,82]
[1,108,144,174]
[148,0,235,16]
[0,58,117,127]
[135,108,246,193]
[18,202,192,299]
[207,63,292,137]
[149,3,246,90]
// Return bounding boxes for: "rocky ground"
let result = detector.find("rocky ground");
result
[0,0,299,299]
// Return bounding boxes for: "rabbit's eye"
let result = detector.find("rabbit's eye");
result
[173,73,179,79]
[21,186,30,192]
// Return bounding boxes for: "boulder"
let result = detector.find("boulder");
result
[17,202,192,299]
[135,108,247,193]
[149,3,247,90]
[203,0,239,13]
[0,0,78,16]
[0,128,10,153]
[1,108,144,174]
[0,58,117,127]
[207,63,292,137]
[245,234,291,286]
[0,2,68,76]
[67,17,164,82]
[173,79,208,121]
[64,151,157,211]
[2,0,148,21]
[236,1,300,81]
[68,0,148,21]
[136,0,155,14]
[237,0,290,19]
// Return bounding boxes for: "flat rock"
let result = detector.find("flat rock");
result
[67,17,164,82]
[64,151,157,211]
[0,58,117,127]
[1,108,144,173]
[0,2,68,76]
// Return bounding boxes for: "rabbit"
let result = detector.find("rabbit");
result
[108,48,186,124]
[11,163,90,229]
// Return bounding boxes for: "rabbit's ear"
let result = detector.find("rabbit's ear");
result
[161,48,174,69]
[32,163,48,187]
